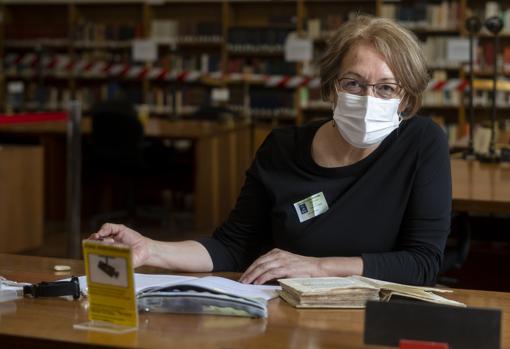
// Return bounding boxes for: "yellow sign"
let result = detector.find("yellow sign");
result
[80,240,138,332]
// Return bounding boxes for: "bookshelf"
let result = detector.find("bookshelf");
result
[2,0,510,146]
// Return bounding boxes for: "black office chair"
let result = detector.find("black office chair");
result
[87,97,145,229]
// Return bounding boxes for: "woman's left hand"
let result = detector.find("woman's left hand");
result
[239,248,321,285]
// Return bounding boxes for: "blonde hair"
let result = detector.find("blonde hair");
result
[320,15,429,117]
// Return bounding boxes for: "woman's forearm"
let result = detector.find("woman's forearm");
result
[145,240,214,272]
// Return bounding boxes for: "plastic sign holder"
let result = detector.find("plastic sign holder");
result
[74,240,138,333]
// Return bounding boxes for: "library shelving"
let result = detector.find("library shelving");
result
[2,0,510,146]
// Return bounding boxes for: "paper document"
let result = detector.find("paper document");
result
[77,273,280,300]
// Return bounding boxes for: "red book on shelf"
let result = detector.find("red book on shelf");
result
[484,42,495,71]
[504,47,510,72]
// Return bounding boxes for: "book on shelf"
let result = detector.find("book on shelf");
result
[227,27,291,53]
[278,276,465,309]
[74,20,140,42]
[151,19,222,43]
[380,0,459,30]
[78,273,280,318]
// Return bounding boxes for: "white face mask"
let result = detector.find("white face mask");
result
[333,92,401,148]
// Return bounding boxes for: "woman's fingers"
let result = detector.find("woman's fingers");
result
[241,258,282,284]
[252,267,288,285]
[241,249,321,284]
[89,223,122,240]
[240,249,282,283]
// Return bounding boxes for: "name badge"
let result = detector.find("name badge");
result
[293,192,329,223]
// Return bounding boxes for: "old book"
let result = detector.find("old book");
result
[278,276,465,309]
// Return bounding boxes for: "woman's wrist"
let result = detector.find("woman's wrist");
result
[316,256,364,277]
[144,238,163,268]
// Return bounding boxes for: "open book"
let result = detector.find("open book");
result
[78,274,280,318]
[278,276,465,308]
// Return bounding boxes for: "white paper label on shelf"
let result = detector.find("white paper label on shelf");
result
[211,88,230,103]
[284,33,313,62]
[446,38,472,63]
[7,81,24,94]
[132,39,157,63]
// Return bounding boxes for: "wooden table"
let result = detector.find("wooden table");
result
[0,118,252,230]
[0,254,509,349]
[451,158,510,214]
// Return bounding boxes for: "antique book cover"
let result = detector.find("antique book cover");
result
[279,276,465,308]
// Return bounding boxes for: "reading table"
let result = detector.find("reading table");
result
[1,254,509,349]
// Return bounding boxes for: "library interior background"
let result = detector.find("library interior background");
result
[1,0,510,291]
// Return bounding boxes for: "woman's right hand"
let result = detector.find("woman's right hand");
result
[88,223,150,268]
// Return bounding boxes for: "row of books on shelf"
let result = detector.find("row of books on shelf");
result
[73,21,141,42]
[227,27,292,53]
[304,14,352,40]
[5,23,68,41]
[420,38,510,72]
[380,1,510,34]
[380,0,460,31]
[16,82,510,111]
[5,82,296,119]
[474,44,510,75]
[433,115,510,151]
[160,54,220,74]
[423,90,510,108]
[151,20,222,44]
[421,37,461,70]
[227,58,296,75]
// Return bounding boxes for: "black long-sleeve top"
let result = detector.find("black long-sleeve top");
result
[199,116,452,286]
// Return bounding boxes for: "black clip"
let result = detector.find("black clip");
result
[23,276,81,300]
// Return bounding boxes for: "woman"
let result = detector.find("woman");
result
[90,15,451,286]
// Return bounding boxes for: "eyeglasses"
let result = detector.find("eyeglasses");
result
[336,78,402,100]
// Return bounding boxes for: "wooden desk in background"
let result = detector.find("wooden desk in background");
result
[451,158,510,214]
[0,253,509,349]
[0,119,252,230]
[2,118,509,231]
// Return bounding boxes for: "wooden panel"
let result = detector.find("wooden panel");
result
[195,126,253,230]
[195,135,219,230]
[0,146,44,252]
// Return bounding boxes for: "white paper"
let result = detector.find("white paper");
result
[78,274,196,295]
[211,88,230,103]
[132,39,158,62]
[76,274,281,300]
[178,276,280,301]
[285,33,313,62]
[446,38,471,63]
[7,81,24,94]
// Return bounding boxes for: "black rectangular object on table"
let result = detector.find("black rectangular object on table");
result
[364,300,501,349]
